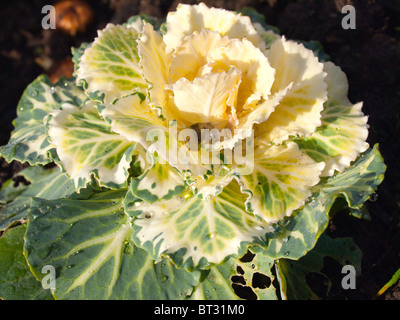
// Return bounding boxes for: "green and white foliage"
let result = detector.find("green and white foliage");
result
[0,166,76,231]
[0,76,87,165]
[0,3,386,300]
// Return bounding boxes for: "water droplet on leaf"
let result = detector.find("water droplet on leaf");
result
[206,232,216,240]
[160,274,169,282]
[144,211,153,219]
[123,241,134,255]
[369,193,378,202]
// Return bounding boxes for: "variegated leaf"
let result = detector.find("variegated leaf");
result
[296,103,369,177]
[99,93,167,149]
[255,37,327,144]
[130,160,186,203]
[236,142,324,223]
[48,100,136,190]
[77,24,147,104]
[296,62,369,176]
[125,181,268,269]
[0,75,87,165]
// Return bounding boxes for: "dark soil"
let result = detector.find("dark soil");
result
[0,0,399,300]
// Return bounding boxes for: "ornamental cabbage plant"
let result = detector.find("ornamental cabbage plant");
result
[0,3,386,300]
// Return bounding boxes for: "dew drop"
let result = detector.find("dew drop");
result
[37,207,47,214]
[284,251,290,256]
[335,127,341,131]
[206,232,217,240]
[160,274,169,283]
[49,86,55,94]
[64,82,69,87]
[31,90,38,97]
[123,241,134,255]
[282,237,289,243]
[144,212,153,219]
[19,107,24,112]
[309,196,316,206]
[369,193,378,202]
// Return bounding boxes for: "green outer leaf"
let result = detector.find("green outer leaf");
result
[190,262,240,300]
[191,246,277,300]
[24,190,198,300]
[315,144,386,209]
[231,246,277,300]
[0,166,76,231]
[0,224,53,300]
[0,75,87,165]
[275,233,361,300]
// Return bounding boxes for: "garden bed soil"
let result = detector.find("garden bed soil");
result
[0,0,399,300]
